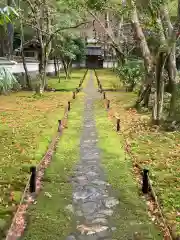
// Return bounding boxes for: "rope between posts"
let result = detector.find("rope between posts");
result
[148,179,173,240]
[94,71,174,240]
[125,142,173,240]
[6,174,31,240]
[6,127,61,240]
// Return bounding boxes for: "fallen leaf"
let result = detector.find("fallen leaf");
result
[44,192,52,198]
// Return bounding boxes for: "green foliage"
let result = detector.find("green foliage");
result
[94,69,180,235]
[0,70,85,237]
[168,0,178,17]
[0,6,18,25]
[0,67,20,94]
[174,83,180,120]
[115,60,144,91]
[13,31,21,49]
[73,37,86,62]
[94,100,162,239]
[54,34,86,62]
[22,93,85,240]
[87,0,107,10]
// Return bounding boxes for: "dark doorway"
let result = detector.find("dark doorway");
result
[85,46,104,69]
[86,55,103,69]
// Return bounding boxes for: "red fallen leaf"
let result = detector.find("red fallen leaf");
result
[177,212,180,217]
[125,144,130,153]
[10,192,14,201]
[20,148,26,154]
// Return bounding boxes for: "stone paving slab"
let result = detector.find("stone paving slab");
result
[66,72,119,240]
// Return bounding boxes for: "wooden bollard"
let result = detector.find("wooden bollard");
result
[72,92,75,99]
[117,118,120,131]
[58,120,61,132]
[107,100,110,109]
[29,166,36,193]
[103,92,106,99]
[142,169,149,194]
[68,101,70,111]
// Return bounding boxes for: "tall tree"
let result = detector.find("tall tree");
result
[20,0,87,92]
[52,34,86,79]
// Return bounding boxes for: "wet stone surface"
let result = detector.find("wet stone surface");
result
[66,72,119,240]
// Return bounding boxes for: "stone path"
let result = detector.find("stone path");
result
[67,72,119,240]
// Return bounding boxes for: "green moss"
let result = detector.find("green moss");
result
[94,100,162,240]
[0,70,86,237]
[96,69,180,235]
[48,69,86,91]
[22,93,85,240]
[95,69,122,89]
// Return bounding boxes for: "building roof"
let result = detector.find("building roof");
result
[86,46,103,56]
[23,39,40,49]
[15,39,40,52]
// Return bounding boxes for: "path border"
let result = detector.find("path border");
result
[5,69,88,240]
[93,69,176,240]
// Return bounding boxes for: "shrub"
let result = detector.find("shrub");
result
[0,67,20,94]
[115,59,144,92]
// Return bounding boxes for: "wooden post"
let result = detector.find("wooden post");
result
[29,166,36,193]
[107,100,110,109]
[103,92,106,99]
[117,118,120,131]
[142,169,149,194]
[68,101,70,111]
[58,120,61,132]
[73,92,75,99]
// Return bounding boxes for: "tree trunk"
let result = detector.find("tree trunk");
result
[168,50,177,117]
[143,86,151,108]
[67,60,72,79]
[61,58,68,79]
[43,56,48,89]
[39,4,51,91]
[0,26,5,57]
[38,48,47,92]
[35,83,41,95]
[89,10,125,64]
[127,80,136,92]
[134,4,169,112]
[54,57,58,76]
[22,51,31,89]
[20,21,31,89]
[152,52,166,124]
[160,5,179,118]
[57,59,61,83]
[7,0,14,59]
[130,1,154,107]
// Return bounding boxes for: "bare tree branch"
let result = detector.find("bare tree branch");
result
[24,20,90,47]
[45,21,90,48]
[88,10,125,62]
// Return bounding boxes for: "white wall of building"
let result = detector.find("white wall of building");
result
[103,61,117,68]
[11,62,39,73]
[0,59,117,74]
[0,59,58,74]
